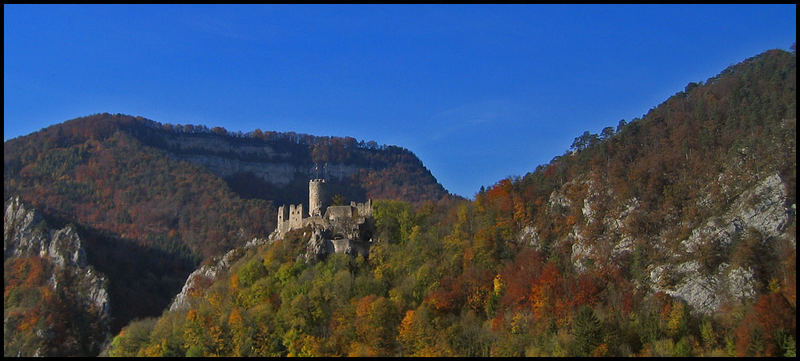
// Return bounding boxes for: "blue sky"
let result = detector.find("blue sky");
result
[4,4,796,198]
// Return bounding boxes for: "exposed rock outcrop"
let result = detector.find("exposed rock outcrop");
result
[302,227,370,262]
[4,196,110,316]
[4,196,111,356]
[648,173,791,314]
[303,228,335,262]
[682,173,790,253]
[516,225,542,250]
[540,170,792,315]
[174,153,361,187]
[169,237,270,312]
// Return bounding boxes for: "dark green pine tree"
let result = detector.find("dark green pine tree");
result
[571,305,602,356]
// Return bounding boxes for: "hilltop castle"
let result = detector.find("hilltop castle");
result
[270,179,374,259]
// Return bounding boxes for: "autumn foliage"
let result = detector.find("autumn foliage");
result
[10,48,797,356]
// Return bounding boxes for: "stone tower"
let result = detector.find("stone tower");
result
[277,205,288,233]
[309,179,327,217]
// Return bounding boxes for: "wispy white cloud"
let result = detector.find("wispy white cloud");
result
[426,99,531,141]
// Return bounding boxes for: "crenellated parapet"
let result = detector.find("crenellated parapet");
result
[352,199,372,218]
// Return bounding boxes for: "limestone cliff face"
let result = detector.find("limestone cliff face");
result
[5,198,87,269]
[516,171,794,316]
[144,126,361,187]
[651,173,793,314]
[175,153,361,186]
[159,132,359,184]
[127,122,448,205]
[4,196,111,356]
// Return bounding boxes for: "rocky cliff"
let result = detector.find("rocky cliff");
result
[168,236,270,312]
[156,132,363,186]
[121,118,450,206]
[517,168,795,316]
[4,196,111,356]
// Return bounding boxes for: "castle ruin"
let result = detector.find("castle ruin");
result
[271,179,374,260]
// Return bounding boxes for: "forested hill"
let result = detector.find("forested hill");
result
[3,112,449,352]
[102,48,795,357]
[4,113,448,259]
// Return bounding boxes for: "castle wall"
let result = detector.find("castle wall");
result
[325,205,355,222]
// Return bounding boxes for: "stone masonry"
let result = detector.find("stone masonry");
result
[271,179,374,260]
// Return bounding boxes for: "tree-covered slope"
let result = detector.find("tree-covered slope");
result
[3,113,450,356]
[104,48,795,357]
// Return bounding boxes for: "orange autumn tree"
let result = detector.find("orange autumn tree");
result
[529,262,568,326]
[353,295,400,356]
